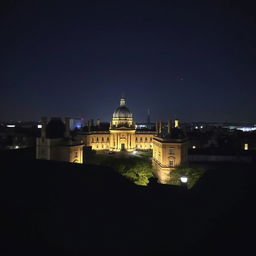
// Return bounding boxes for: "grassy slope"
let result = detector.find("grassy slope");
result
[0,150,256,255]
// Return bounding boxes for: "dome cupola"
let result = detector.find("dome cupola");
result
[113,97,132,118]
[111,96,135,129]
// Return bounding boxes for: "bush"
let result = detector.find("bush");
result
[168,166,205,189]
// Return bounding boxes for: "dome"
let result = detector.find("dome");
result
[113,106,132,118]
[113,97,132,118]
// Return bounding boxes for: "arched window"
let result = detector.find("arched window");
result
[169,156,175,167]
[140,137,142,142]
[92,138,94,143]
[96,137,99,142]
[136,137,138,142]
[102,137,104,142]
[107,137,109,142]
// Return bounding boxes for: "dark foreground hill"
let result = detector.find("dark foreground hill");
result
[0,150,256,255]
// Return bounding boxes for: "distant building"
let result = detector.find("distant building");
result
[69,118,85,130]
[36,117,83,163]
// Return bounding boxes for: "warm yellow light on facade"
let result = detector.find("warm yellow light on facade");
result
[244,143,248,150]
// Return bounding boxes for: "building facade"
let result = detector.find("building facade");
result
[36,97,189,184]
[78,97,156,152]
[36,117,83,164]
[152,136,188,183]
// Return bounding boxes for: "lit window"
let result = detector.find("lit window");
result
[170,160,174,167]
[244,143,248,150]
[169,148,175,155]
[74,151,78,157]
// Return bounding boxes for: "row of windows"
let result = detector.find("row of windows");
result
[153,151,175,167]
[94,144,109,149]
[91,137,110,143]
[135,137,152,142]
[90,137,153,143]
[136,144,152,148]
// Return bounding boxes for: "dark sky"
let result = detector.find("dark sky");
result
[0,0,255,123]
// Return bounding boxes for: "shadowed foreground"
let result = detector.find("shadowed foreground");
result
[0,150,255,255]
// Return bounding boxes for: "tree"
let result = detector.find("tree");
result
[123,162,153,186]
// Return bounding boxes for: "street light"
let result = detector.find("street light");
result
[180,176,188,183]
[180,176,188,189]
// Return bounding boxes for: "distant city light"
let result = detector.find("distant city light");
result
[244,143,248,151]
[224,126,256,132]
[195,126,198,129]
[7,124,15,128]
[135,124,147,129]
[180,176,188,183]
[192,145,196,149]
[37,124,42,128]
[75,124,81,129]
[200,126,203,129]
[133,151,137,155]
[15,146,19,149]
[237,127,256,132]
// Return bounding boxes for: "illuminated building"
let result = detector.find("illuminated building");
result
[36,97,188,183]
[152,120,189,183]
[36,117,83,163]
[78,97,156,152]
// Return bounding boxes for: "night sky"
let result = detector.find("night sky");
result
[0,0,255,123]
